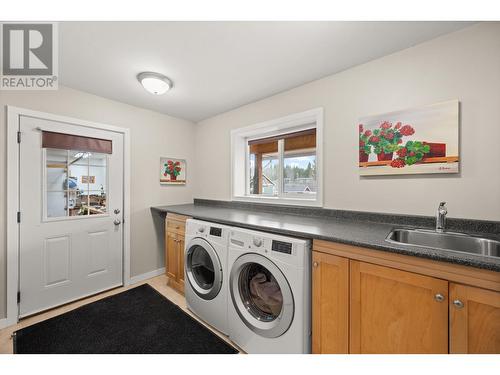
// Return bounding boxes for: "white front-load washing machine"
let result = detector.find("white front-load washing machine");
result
[227,227,311,353]
[184,219,231,335]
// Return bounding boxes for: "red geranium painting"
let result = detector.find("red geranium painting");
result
[358,100,459,176]
[160,157,186,184]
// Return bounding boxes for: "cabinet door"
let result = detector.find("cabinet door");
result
[177,234,185,288]
[450,283,500,353]
[350,261,448,353]
[166,231,178,280]
[312,252,349,353]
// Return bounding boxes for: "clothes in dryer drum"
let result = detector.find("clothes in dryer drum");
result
[230,253,294,338]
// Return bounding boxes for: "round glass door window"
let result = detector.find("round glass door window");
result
[191,245,215,289]
[185,238,222,300]
[239,263,283,322]
[230,253,294,338]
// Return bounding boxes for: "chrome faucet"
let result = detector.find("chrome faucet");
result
[436,202,447,232]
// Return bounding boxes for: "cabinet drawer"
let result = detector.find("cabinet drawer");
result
[166,219,185,235]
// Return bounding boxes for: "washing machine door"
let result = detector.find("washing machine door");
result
[230,253,294,338]
[185,237,223,300]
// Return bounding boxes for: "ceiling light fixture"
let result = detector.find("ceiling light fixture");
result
[137,72,173,95]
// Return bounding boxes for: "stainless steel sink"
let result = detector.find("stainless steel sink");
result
[385,228,500,258]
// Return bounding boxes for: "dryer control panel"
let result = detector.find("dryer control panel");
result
[272,240,293,255]
[210,227,222,237]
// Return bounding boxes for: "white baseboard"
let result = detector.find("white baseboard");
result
[129,267,165,285]
[0,270,165,331]
[0,318,9,330]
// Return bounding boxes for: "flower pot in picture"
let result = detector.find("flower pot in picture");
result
[359,150,369,163]
[170,174,177,181]
[377,152,393,161]
[423,142,446,158]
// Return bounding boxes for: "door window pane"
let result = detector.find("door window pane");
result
[46,191,68,218]
[46,148,68,191]
[88,190,107,215]
[44,148,108,219]
[88,153,108,192]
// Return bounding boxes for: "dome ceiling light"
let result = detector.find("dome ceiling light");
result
[137,72,173,95]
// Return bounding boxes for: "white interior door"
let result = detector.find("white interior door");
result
[19,115,124,317]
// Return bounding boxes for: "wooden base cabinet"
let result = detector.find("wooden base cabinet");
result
[350,260,449,354]
[312,252,349,353]
[450,283,500,353]
[312,240,500,354]
[165,214,189,295]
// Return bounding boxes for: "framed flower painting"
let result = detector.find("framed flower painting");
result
[160,157,186,184]
[358,100,459,176]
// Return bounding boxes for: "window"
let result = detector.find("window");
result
[44,148,108,219]
[231,108,323,206]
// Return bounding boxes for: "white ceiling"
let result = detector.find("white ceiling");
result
[59,22,473,122]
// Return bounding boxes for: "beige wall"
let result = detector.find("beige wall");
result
[194,23,500,221]
[2,22,499,321]
[0,86,196,318]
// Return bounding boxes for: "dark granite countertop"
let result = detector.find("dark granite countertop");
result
[151,200,500,272]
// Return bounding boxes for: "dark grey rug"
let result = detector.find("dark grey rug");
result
[13,284,238,354]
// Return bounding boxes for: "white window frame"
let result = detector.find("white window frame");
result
[231,107,323,207]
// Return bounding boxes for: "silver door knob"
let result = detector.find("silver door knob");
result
[114,208,121,214]
[434,293,445,302]
[113,219,121,226]
[453,299,464,309]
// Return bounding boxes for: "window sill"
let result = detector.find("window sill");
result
[232,195,323,207]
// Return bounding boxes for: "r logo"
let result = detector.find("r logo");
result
[2,23,53,75]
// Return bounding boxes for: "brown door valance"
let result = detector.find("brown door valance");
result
[42,131,112,154]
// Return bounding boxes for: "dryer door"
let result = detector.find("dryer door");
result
[185,238,223,300]
[230,253,294,338]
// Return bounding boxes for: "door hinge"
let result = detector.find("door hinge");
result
[17,131,21,143]
[17,291,21,304]
[17,212,21,223]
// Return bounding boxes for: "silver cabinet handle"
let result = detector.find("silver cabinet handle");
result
[453,299,464,309]
[113,219,121,226]
[313,261,319,268]
[434,293,445,302]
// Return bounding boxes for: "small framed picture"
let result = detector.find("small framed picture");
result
[160,157,186,184]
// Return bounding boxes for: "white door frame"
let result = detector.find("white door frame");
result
[5,105,131,328]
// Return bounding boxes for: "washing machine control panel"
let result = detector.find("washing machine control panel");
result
[272,240,293,255]
[253,238,263,247]
[210,227,222,237]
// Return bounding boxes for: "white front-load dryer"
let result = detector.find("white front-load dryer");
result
[184,219,231,335]
[227,227,311,353]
